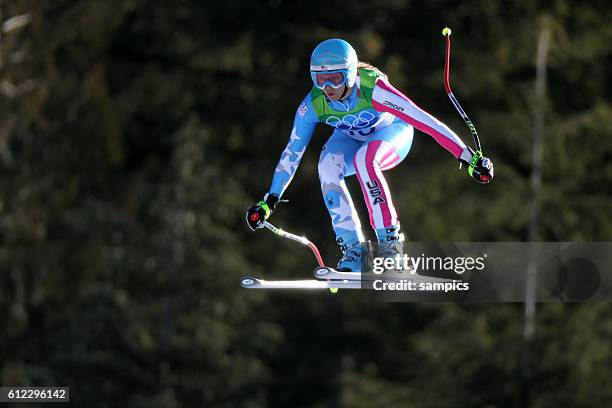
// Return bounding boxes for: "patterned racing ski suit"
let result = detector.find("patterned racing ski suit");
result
[268,67,470,243]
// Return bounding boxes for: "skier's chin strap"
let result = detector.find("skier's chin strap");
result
[338,85,350,101]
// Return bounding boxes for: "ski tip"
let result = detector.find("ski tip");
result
[240,277,258,288]
[314,266,334,277]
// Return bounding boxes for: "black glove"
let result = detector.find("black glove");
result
[459,147,494,184]
[246,193,280,231]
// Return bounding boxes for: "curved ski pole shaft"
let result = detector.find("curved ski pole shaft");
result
[443,27,482,153]
[263,221,325,267]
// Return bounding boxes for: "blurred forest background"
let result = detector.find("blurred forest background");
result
[1,0,611,407]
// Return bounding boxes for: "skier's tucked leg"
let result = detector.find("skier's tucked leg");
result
[353,121,413,262]
[318,130,364,271]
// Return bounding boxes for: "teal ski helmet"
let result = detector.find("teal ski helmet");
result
[310,39,358,89]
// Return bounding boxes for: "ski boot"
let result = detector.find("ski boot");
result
[375,224,405,273]
[336,236,362,272]
[336,232,373,272]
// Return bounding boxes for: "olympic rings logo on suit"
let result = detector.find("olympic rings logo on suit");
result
[325,111,377,130]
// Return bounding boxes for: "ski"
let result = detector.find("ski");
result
[240,276,362,290]
[314,266,361,281]
[314,266,456,284]
[240,222,458,292]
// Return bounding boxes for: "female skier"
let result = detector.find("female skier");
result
[246,38,493,272]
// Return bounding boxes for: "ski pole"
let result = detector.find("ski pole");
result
[263,221,326,268]
[442,27,482,153]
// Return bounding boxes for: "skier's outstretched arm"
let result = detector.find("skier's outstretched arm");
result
[268,98,318,198]
[371,78,493,183]
[246,97,318,230]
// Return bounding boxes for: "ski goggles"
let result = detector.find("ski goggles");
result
[310,69,348,89]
